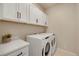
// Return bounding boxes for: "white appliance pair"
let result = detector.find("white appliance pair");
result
[27,33,56,56]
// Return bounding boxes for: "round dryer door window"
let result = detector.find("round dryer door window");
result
[45,42,50,56]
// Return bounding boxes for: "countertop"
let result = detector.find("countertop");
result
[0,39,29,56]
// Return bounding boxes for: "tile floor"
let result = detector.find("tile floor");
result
[54,48,77,56]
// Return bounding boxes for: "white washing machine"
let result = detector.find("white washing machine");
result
[26,33,56,56]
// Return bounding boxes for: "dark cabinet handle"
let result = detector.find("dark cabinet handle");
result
[20,13,21,18]
[17,11,21,19]
[17,52,23,56]
[17,11,19,18]
[45,21,47,25]
[36,19,38,23]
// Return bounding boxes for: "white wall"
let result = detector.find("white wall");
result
[0,21,45,43]
[46,4,77,54]
[75,4,79,55]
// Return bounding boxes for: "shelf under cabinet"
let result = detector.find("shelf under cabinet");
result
[0,19,48,28]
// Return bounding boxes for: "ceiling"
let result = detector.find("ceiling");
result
[38,3,57,10]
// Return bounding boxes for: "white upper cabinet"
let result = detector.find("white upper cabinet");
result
[0,3,18,22]
[17,3,29,23]
[0,3,30,23]
[0,3,48,27]
[29,3,48,26]
[29,4,38,24]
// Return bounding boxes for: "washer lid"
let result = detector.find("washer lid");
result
[27,33,54,39]
[0,39,29,56]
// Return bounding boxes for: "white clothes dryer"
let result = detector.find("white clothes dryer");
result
[41,33,57,55]
[27,33,52,56]
[50,33,57,55]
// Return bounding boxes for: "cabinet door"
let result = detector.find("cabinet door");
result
[0,4,3,19]
[40,12,48,26]
[30,4,48,26]
[30,4,39,24]
[37,9,44,25]
[43,14,48,26]
[37,9,46,26]
[7,47,29,56]
[2,3,18,22]
[18,3,29,23]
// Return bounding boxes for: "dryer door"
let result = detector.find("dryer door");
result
[51,37,56,47]
[45,42,50,56]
